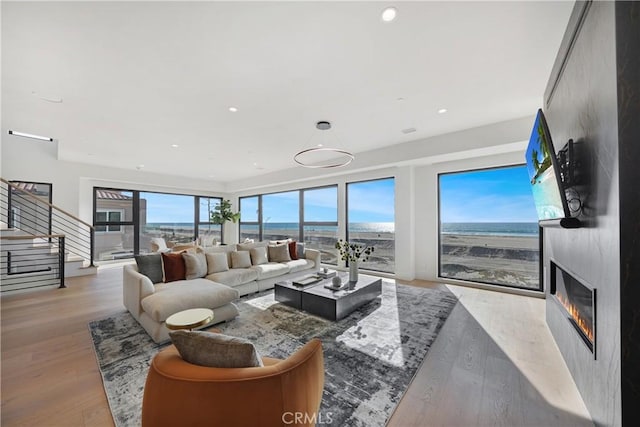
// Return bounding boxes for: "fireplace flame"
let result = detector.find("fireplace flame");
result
[557,293,594,343]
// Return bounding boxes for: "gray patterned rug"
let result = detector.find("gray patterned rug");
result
[89,281,457,426]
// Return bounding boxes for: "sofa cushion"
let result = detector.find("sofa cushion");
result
[182,251,207,280]
[231,251,252,268]
[268,244,291,263]
[170,330,263,368]
[250,247,268,266]
[250,262,290,280]
[206,268,258,287]
[283,259,315,273]
[161,252,186,282]
[141,279,238,322]
[135,253,163,284]
[297,242,305,258]
[206,252,229,274]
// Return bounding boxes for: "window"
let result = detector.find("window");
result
[303,186,338,264]
[438,165,541,291]
[347,178,395,273]
[197,197,222,244]
[93,187,223,260]
[262,191,300,242]
[94,189,135,260]
[95,210,123,232]
[239,196,260,241]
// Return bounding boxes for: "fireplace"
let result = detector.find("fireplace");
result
[550,261,596,356]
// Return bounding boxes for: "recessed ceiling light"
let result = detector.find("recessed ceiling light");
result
[438,108,448,114]
[317,143,324,147]
[8,130,54,142]
[381,7,397,22]
[136,164,145,170]
[253,162,258,166]
[402,128,416,134]
[229,107,238,112]
[171,144,179,148]
[397,97,405,102]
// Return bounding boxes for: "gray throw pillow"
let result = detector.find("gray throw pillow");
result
[250,247,268,265]
[169,330,264,368]
[268,244,291,263]
[182,251,207,279]
[296,242,306,258]
[135,253,163,283]
[231,250,252,268]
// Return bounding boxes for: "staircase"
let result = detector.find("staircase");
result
[1,178,96,293]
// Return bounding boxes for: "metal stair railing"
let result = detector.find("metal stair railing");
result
[1,178,95,292]
[0,234,66,292]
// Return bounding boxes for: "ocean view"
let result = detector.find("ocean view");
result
[441,222,539,237]
[145,222,396,233]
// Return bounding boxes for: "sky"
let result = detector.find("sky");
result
[439,166,538,223]
[139,179,395,224]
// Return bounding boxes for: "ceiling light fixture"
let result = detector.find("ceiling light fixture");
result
[294,121,354,169]
[438,108,448,114]
[8,130,54,142]
[171,144,179,148]
[381,6,398,22]
[229,107,238,112]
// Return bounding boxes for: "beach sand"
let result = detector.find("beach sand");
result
[440,234,540,289]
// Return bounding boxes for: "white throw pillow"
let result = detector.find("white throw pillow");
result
[268,244,291,263]
[206,252,229,274]
[250,247,268,265]
[231,250,252,269]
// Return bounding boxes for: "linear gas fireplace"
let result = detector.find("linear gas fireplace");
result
[550,261,596,356]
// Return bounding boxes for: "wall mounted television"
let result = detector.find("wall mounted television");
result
[525,109,580,228]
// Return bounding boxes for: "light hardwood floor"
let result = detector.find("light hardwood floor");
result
[1,267,593,426]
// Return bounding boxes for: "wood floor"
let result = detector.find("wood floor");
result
[1,267,593,426]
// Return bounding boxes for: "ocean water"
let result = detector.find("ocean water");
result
[441,222,539,237]
[145,222,395,233]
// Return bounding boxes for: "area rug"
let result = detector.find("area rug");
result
[89,281,457,427]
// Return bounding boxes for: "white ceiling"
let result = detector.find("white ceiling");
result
[2,1,574,183]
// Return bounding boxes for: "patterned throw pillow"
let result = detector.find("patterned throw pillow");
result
[182,251,207,280]
[231,250,252,269]
[170,330,264,368]
[134,253,163,284]
[161,252,186,282]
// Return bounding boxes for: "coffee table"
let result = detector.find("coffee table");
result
[275,274,382,321]
[165,308,214,331]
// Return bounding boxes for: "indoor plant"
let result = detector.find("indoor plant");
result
[335,239,374,282]
[210,199,240,244]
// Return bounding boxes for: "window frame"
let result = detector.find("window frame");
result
[93,187,223,258]
[345,177,395,273]
[238,184,339,264]
[95,208,125,233]
[436,164,543,292]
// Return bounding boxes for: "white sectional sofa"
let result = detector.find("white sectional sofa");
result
[123,242,320,343]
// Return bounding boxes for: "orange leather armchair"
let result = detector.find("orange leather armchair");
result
[142,338,324,427]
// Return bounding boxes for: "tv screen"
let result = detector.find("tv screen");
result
[525,109,570,221]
